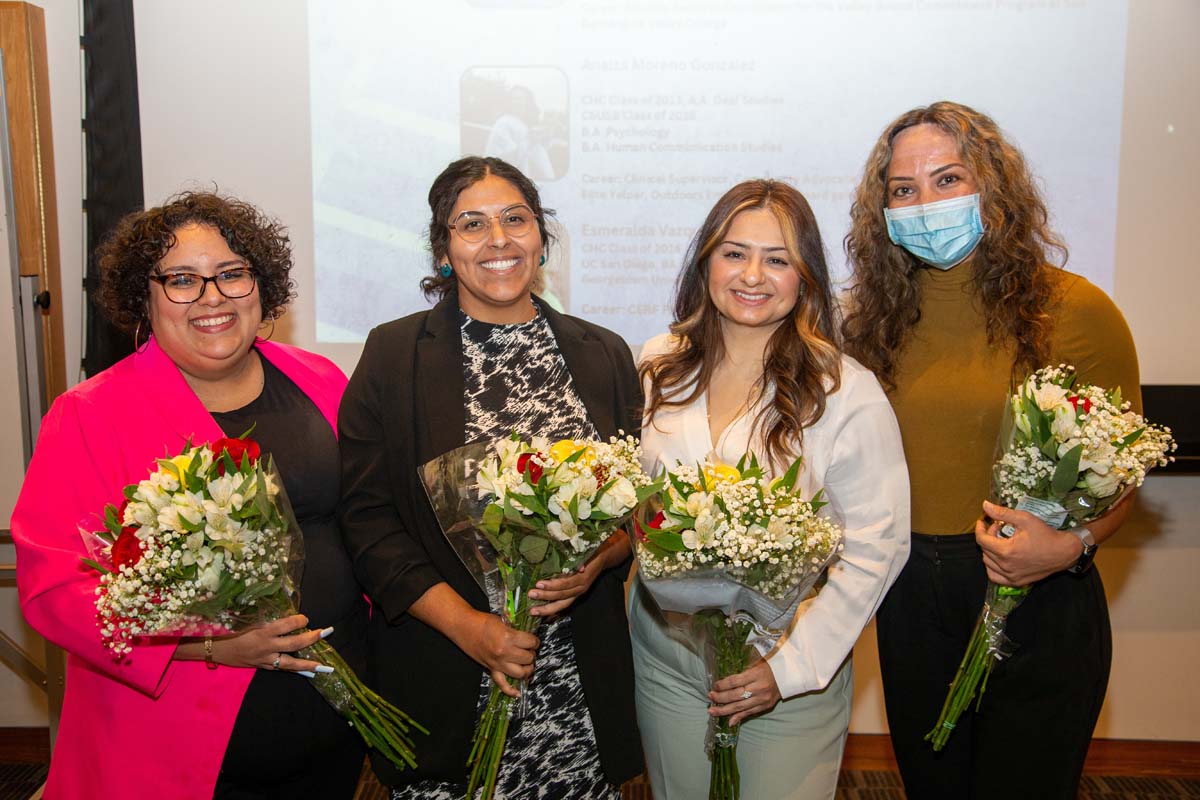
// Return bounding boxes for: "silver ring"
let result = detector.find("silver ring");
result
[271,655,281,670]
[741,689,753,700]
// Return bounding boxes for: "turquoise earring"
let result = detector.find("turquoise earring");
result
[538,255,545,266]
[439,263,452,278]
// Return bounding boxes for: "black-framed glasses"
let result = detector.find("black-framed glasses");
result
[447,204,536,243]
[149,267,258,303]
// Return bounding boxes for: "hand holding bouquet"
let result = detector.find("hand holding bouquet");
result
[633,452,843,800]
[926,365,1175,751]
[420,432,659,800]
[81,436,426,770]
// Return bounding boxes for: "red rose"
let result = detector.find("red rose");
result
[112,526,144,570]
[1068,395,1093,415]
[516,452,543,484]
[634,512,665,543]
[213,437,261,474]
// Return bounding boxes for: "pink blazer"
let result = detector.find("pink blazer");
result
[11,338,347,800]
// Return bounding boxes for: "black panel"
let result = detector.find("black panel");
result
[1141,385,1200,475]
[82,0,143,376]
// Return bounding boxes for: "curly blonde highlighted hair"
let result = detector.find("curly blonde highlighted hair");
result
[641,180,842,467]
[841,101,1066,389]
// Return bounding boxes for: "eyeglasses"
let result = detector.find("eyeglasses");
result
[448,204,537,243]
[148,267,258,304]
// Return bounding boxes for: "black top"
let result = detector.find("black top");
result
[210,354,368,791]
[212,356,367,658]
[339,293,645,787]
[460,307,598,443]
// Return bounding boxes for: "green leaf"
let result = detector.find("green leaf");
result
[635,482,662,503]
[735,452,748,473]
[778,457,802,492]
[80,557,113,576]
[518,534,550,564]
[646,528,687,552]
[481,503,504,536]
[1050,444,1084,496]
[1116,428,1144,452]
[668,471,692,498]
[543,547,562,576]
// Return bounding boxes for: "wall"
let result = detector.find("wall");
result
[1,0,1196,741]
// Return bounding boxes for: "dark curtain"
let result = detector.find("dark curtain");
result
[82,0,143,376]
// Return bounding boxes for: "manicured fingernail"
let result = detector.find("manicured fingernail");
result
[528,591,539,600]
[298,670,316,678]
[319,626,335,639]
[535,582,546,589]
[315,665,335,674]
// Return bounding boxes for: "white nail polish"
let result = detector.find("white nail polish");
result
[319,626,335,639]
[298,671,316,678]
[315,665,335,674]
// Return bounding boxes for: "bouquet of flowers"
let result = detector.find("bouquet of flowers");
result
[926,365,1176,751]
[418,432,660,800]
[633,452,843,800]
[80,436,426,770]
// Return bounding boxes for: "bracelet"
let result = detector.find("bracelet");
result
[203,637,218,670]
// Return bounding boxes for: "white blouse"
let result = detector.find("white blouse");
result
[638,333,911,698]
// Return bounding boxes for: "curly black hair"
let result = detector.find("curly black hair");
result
[96,191,296,342]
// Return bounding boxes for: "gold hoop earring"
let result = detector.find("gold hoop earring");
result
[133,319,150,353]
[259,318,276,341]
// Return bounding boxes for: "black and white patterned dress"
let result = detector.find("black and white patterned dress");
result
[392,308,621,800]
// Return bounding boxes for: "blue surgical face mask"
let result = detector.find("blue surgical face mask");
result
[883,193,984,269]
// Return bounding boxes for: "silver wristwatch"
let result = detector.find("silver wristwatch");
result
[1067,527,1098,574]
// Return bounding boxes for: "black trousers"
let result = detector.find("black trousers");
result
[876,532,1111,800]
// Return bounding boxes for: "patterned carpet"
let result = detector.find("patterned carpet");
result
[348,766,1200,800]
[3,761,1197,799]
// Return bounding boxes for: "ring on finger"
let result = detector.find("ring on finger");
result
[272,655,282,670]
[741,689,753,700]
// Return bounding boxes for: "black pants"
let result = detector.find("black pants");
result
[212,668,365,800]
[876,533,1111,800]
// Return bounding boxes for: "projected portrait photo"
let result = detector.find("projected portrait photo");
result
[461,67,569,181]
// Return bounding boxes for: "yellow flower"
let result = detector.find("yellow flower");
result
[549,439,596,466]
[168,454,196,485]
[701,462,740,487]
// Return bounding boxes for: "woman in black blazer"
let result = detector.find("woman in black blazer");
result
[338,156,643,798]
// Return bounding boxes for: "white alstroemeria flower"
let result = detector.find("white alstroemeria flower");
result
[597,476,637,517]
[548,482,579,517]
[1050,405,1078,443]
[136,476,174,510]
[494,440,522,471]
[198,564,222,593]
[477,461,507,502]
[686,490,713,519]
[124,500,157,528]
[1080,440,1118,474]
[205,510,242,543]
[575,472,599,501]
[1083,468,1123,497]
[680,529,701,550]
[157,490,204,532]
[547,511,578,543]
[263,473,282,500]
[205,474,240,511]
[1031,382,1071,413]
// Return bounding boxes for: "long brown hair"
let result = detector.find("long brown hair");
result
[841,101,1065,389]
[641,180,842,466]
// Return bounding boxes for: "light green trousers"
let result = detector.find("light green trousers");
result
[629,578,852,800]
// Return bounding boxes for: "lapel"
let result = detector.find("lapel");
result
[537,297,616,438]
[257,339,341,433]
[131,337,224,445]
[414,295,468,461]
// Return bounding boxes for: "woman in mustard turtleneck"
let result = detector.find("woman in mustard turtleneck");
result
[840,101,1140,800]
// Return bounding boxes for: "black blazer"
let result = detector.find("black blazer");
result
[338,292,644,787]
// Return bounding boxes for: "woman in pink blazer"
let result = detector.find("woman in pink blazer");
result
[11,193,366,799]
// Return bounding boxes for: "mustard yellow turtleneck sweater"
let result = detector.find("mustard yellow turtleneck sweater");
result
[887,264,1141,535]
